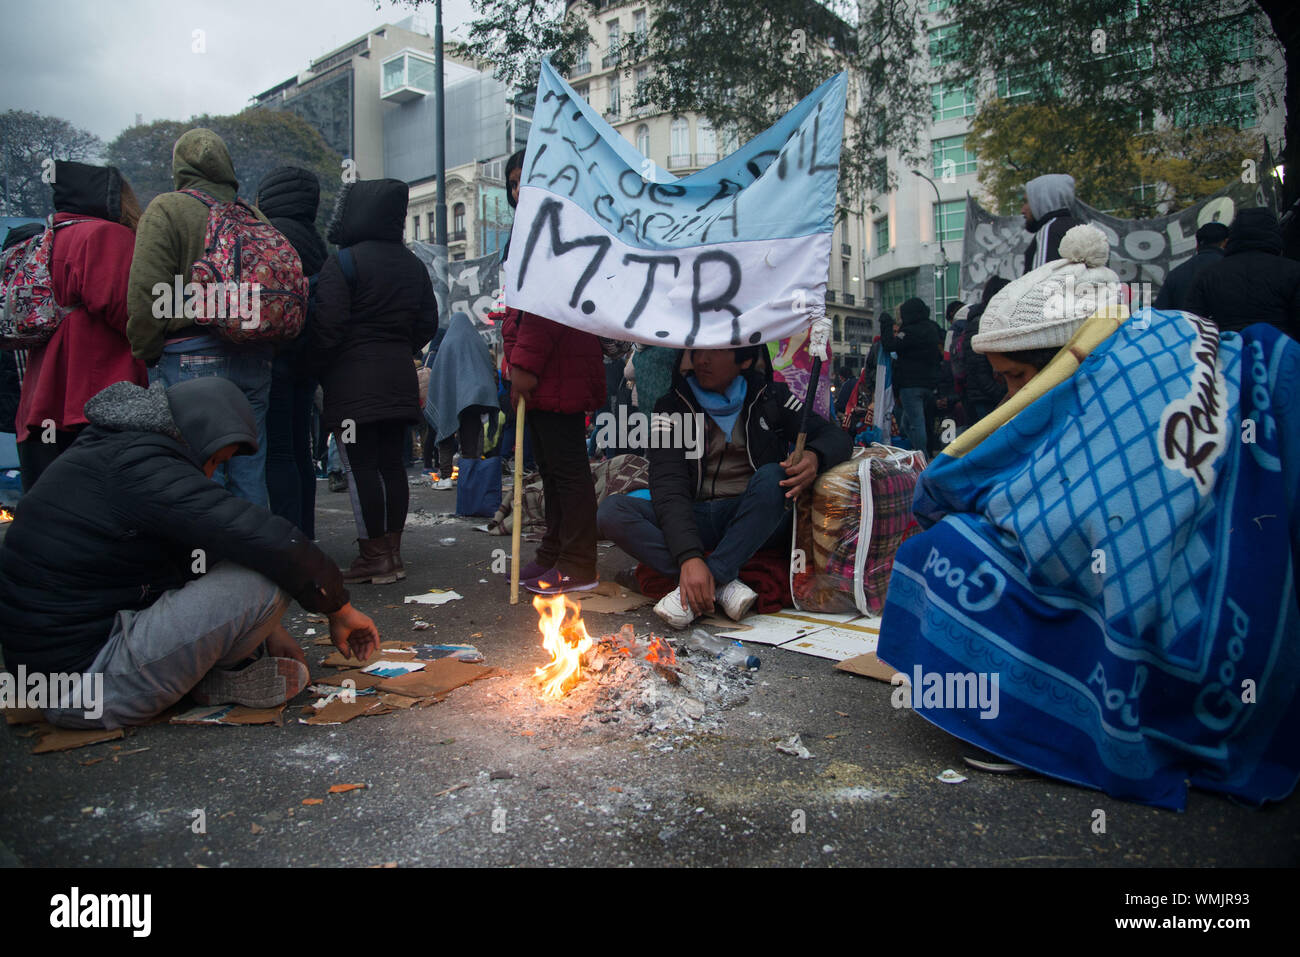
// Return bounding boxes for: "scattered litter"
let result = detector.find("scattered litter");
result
[301,798,323,806]
[171,704,285,726]
[404,590,463,606]
[360,660,427,678]
[113,747,151,761]
[405,508,459,527]
[251,823,264,834]
[577,588,651,614]
[305,628,317,636]
[304,614,328,623]
[938,769,968,784]
[775,734,814,759]
[412,621,431,631]
[408,643,484,663]
[439,537,457,547]
[489,770,514,780]
[835,652,902,684]
[328,783,367,794]
[300,698,389,726]
[434,783,470,797]
[375,659,505,699]
[80,757,105,767]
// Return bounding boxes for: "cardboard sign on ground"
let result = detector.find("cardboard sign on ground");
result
[31,725,124,754]
[577,589,651,614]
[778,618,881,661]
[835,652,902,683]
[375,660,505,700]
[302,698,388,725]
[322,641,416,669]
[170,703,286,726]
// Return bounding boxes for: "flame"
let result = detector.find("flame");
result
[532,593,593,699]
[0,508,12,523]
[646,636,677,667]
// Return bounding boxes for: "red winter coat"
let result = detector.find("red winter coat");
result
[15,212,146,441]
[501,307,606,414]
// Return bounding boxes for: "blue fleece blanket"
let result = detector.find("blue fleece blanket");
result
[878,309,1300,810]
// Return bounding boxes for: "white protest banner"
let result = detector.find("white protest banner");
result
[505,59,846,348]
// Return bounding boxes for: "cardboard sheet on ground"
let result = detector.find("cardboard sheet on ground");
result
[375,659,505,699]
[714,609,861,646]
[31,725,124,753]
[4,707,44,725]
[777,622,880,661]
[577,589,651,614]
[170,703,285,726]
[403,590,463,606]
[302,698,390,725]
[835,652,902,683]
[322,641,415,669]
[315,669,387,690]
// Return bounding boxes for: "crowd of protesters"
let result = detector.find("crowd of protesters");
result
[0,135,1297,733]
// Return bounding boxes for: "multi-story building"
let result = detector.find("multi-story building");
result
[566,0,877,370]
[864,0,1286,329]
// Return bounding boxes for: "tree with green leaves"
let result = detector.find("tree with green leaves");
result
[106,109,343,237]
[0,111,103,217]
[968,99,1262,217]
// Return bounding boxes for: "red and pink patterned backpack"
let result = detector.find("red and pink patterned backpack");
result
[0,218,92,350]
[180,189,307,344]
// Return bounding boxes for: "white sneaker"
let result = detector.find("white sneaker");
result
[716,579,758,621]
[434,478,453,490]
[654,586,696,630]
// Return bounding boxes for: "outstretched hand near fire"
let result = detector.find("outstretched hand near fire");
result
[329,602,380,661]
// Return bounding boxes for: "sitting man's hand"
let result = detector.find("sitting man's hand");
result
[678,557,715,616]
[329,602,380,661]
[779,450,819,499]
[510,366,539,408]
[265,622,307,668]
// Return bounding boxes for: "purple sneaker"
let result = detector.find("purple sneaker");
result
[523,568,600,595]
[519,560,551,580]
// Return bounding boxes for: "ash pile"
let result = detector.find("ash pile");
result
[573,625,754,737]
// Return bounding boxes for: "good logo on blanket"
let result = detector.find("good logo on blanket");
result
[921,547,1006,613]
[1159,311,1229,496]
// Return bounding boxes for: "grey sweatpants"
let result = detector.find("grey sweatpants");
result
[44,562,290,729]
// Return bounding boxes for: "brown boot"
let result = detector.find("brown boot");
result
[343,538,398,584]
[385,530,406,579]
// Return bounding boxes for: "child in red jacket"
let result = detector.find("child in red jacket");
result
[502,306,607,593]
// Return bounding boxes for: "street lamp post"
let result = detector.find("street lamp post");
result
[912,169,950,324]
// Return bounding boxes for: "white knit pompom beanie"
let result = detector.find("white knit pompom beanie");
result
[971,224,1120,354]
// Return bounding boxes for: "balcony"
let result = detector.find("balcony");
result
[695,152,719,166]
[826,290,837,303]
[841,243,852,257]
[844,292,856,306]
[450,229,467,243]
[380,49,436,103]
[572,57,591,77]
[602,52,621,69]
[667,153,693,170]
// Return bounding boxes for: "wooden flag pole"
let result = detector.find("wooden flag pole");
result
[509,395,526,605]
[791,355,823,465]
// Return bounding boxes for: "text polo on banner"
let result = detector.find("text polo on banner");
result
[504,59,847,348]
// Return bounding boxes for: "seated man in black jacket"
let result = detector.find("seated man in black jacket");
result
[0,377,379,729]
[597,346,851,629]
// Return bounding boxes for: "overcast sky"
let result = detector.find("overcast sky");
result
[0,0,477,145]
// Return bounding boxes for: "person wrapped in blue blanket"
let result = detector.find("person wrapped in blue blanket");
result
[878,223,1300,810]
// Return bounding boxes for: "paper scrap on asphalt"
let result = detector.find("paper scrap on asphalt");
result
[408,644,485,663]
[715,613,831,646]
[577,590,651,614]
[328,783,367,794]
[834,652,902,683]
[170,704,285,726]
[938,769,968,784]
[31,725,125,754]
[775,734,814,759]
[777,619,880,661]
[360,660,427,678]
[404,590,463,605]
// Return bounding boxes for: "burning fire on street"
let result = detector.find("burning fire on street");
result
[532,593,594,699]
[0,508,12,523]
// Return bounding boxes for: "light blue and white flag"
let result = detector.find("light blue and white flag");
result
[504,59,846,348]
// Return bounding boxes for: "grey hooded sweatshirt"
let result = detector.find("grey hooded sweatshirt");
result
[1023,173,1082,274]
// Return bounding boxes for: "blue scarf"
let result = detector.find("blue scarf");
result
[687,374,747,438]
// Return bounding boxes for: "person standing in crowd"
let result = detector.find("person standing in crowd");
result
[126,129,275,505]
[15,162,147,490]
[1184,208,1300,340]
[880,297,942,454]
[311,179,437,584]
[500,149,606,594]
[257,166,328,539]
[1022,173,1082,274]
[960,277,1012,421]
[425,311,499,481]
[1153,222,1228,311]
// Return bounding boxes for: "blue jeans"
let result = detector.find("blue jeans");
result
[597,462,793,585]
[898,387,930,454]
[156,343,273,506]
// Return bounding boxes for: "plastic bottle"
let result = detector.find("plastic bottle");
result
[684,629,760,670]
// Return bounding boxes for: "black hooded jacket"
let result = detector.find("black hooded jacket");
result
[0,378,350,674]
[881,298,942,390]
[310,179,437,429]
[648,359,851,567]
[258,167,328,377]
[1184,208,1300,339]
